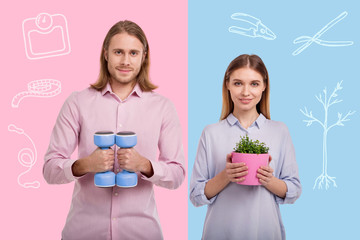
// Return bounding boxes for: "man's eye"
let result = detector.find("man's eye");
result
[131,51,138,56]
[115,50,122,55]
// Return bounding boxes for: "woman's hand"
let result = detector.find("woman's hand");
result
[257,156,287,198]
[257,165,274,186]
[257,155,273,186]
[204,153,247,200]
[225,153,248,183]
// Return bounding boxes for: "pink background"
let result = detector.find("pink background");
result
[1,0,188,239]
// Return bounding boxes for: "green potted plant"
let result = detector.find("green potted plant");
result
[232,135,269,185]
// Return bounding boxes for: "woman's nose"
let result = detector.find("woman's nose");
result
[241,85,250,96]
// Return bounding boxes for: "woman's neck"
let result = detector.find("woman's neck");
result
[233,109,260,129]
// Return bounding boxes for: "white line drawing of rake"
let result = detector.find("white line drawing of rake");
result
[292,11,354,56]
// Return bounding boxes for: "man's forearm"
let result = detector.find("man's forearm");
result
[140,157,154,178]
[72,158,90,177]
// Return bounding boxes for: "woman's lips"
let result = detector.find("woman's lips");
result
[239,98,252,104]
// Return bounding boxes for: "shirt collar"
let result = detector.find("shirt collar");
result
[101,82,143,98]
[226,113,266,129]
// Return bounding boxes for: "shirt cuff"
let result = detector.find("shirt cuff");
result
[275,180,299,204]
[64,159,84,182]
[140,160,164,183]
[190,180,217,207]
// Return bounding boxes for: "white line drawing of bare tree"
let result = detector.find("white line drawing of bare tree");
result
[300,80,355,190]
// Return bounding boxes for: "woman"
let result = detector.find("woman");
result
[189,54,301,240]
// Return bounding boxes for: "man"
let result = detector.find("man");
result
[43,20,185,240]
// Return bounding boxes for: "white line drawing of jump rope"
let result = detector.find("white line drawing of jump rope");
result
[11,79,61,108]
[8,124,40,189]
[292,11,354,56]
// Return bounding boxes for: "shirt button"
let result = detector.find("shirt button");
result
[119,124,122,127]
[113,218,116,221]
[116,169,120,172]
[114,192,118,196]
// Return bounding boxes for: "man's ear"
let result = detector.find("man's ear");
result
[104,49,108,61]
[142,51,147,63]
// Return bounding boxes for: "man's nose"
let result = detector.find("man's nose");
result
[120,53,130,65]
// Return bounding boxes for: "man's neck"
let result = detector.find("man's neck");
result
[110,80,136,101]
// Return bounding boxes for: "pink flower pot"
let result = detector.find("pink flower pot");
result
[231,152,269,186]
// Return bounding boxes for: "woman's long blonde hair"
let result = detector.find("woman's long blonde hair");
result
[220,54,270,120]
[91,20,157,91]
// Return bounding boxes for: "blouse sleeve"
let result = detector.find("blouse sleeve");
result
[189,129,217,207]
[275,125,302,204]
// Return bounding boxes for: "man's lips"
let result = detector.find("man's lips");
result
[116,68,132,73]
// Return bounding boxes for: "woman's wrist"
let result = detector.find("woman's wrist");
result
[205,169,230,200]
[264,177,287,198]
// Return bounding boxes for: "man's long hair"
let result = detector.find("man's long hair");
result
[91,20,157,91]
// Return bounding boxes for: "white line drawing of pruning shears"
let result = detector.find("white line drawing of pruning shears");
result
[292,11,354,56]
[228,13,276,40]
[11,79,61,108]
[8,124,40,189]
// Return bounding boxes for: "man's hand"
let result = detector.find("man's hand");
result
[72,148,115,176]
[117,148,154,177]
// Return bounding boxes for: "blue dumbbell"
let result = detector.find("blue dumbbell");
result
[115,131,138,187]
[94,131,116,187]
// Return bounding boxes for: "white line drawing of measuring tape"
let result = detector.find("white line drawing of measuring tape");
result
[8,124,40,189]
[292,11,354,56]
[11,79,61,108]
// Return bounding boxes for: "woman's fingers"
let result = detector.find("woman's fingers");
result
[257,166,274,186]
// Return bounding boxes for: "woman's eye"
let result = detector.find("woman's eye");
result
[252,83,259,86]
[234,82,241,86]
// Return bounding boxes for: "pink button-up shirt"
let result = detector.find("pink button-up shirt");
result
[43,83,185,240]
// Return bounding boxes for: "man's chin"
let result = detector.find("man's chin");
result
[111,77,137,86]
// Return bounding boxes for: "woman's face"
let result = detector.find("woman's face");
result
[227,67,266,115]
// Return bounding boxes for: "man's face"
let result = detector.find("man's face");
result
[105,33,144,86]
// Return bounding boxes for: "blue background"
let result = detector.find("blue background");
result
[188,1,360,239]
